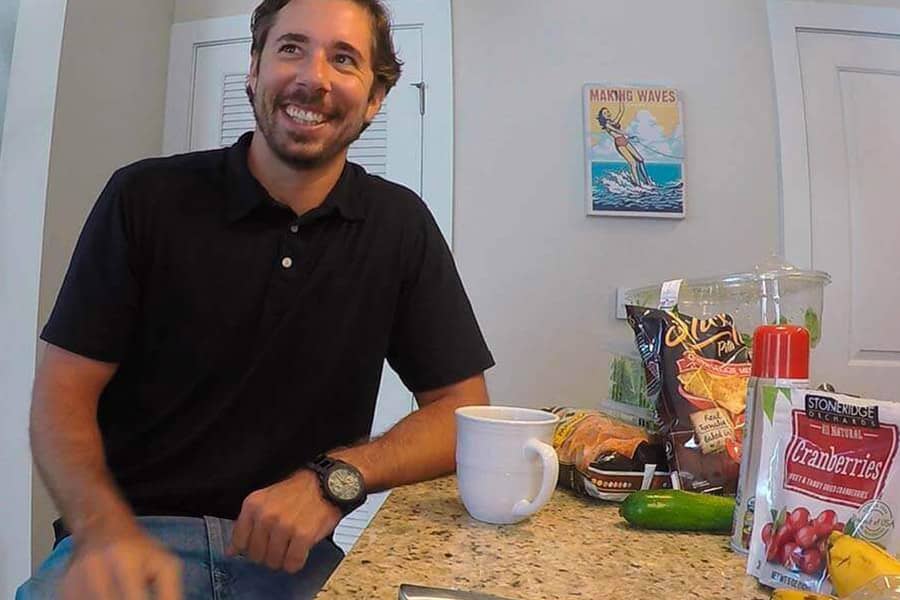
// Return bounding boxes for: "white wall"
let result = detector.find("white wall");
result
[451,0,783,409]
[175,0,252,21]
[28,0,176,571]
[451,0,898,413]
[0,0,20,152]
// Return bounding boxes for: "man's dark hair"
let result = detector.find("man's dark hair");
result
[249,0,402,94]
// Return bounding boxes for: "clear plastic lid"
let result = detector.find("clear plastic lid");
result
[623,256,831,347]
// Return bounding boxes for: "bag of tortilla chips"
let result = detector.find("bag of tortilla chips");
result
[627,305,750,494]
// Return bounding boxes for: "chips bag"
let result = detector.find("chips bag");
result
[544,406,669,501]
[627,306,751,494]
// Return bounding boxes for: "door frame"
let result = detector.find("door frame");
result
[163,0,455,245]
[767,0,900,269]
[0,0,69,593]
[163,14,251,156]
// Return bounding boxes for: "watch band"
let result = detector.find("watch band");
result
[308,454,337,475]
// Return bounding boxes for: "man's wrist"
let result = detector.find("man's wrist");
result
[72,509,141,548]
[305,454,367,516]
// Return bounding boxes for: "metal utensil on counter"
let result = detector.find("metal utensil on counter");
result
[399,584,517,600]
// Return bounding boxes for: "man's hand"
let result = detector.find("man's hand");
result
[228,469,341,573]
[60,528,182,600]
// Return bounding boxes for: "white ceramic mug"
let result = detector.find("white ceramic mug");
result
[454,405,560,524]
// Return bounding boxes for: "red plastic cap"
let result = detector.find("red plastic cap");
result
[751,325,810,379]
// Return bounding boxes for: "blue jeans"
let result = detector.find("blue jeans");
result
[16,516,344,599]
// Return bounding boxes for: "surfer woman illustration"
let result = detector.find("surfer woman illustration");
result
[597,106,652,186]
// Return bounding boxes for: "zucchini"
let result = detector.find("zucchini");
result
[619,490,735,532]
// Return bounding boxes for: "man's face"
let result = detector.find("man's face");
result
[248,0,384,168]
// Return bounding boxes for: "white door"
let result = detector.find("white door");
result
[770,2,900,400]
[162,2,452,552]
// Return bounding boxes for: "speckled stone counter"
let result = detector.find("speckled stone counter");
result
[317,476,770,599]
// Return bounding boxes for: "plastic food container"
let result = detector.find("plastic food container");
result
[622,258,831,347]
[602,352,658,431]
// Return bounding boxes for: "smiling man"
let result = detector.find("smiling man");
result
[17,1,493,599]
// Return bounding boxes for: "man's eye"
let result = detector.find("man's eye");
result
[279,44,299,54]
[334,54,357,66]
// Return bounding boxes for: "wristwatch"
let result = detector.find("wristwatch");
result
[306,454,367,516]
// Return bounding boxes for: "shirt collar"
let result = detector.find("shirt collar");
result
[224,131,366,223]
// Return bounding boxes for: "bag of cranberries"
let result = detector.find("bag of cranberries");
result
[747,388,900,593]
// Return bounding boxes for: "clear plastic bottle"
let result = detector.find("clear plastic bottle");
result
[731,325,810,553]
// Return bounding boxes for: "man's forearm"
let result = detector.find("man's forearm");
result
[331,374,489,492]
[32,398,138,542]
[31,351,138,543]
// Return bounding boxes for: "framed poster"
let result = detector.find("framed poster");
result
[583,84,685,218]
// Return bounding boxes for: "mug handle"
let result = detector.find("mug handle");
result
[511,438,559,518]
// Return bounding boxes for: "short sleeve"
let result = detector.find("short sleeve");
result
[40,170,141,362]
[386,201,494,393]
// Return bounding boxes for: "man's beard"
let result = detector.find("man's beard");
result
[252,86,369,169]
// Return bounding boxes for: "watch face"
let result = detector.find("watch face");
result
[327,467,362,501]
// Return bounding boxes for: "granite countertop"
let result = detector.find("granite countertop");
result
[317,476,771,599]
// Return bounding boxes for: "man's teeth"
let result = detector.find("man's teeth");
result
[285,106,326,124]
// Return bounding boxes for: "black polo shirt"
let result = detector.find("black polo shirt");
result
[41,132,494,520]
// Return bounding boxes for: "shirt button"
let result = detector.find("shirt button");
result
[289,224,299,233]
[281,257,293,269]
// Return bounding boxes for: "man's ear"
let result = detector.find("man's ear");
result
[365,83,386,123]
[246,54,260,101]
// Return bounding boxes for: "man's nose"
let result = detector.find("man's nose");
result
[296,50,332,92]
